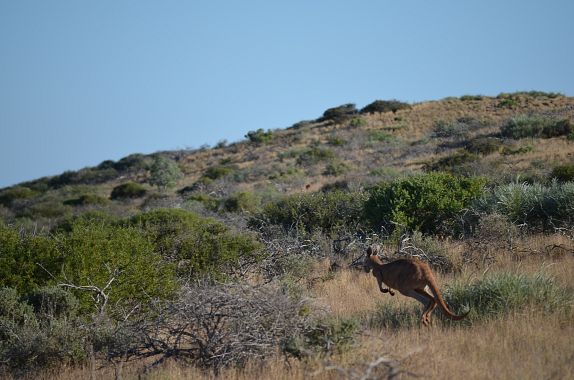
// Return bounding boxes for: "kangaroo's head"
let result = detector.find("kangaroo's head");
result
[363,245,380,273]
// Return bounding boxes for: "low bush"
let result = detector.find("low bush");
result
[360,99,411,114]
[252,190,367,236]
[0,287,87,375]
[369,131,397,143]
[63,194,109,206]
[498,91,563,99]
[128,209,262,280]
[550,164,574,182]
[364,173,486,235]
[424,150,480,174]
[323,161,349,176]
[283,318,358,358]
[474,181,574,231]
[445,272,571,322]
[500,115,572,139]
[112,153,150,173]
[460,95,484,101]
[319,103,357,123]
[432,117,486,139]
[222,191,259,213]
[110,182,147,200]
[296,147,335,166]
[465,137,503,155]
[203,165,234,180]
[0,186,37,207]
[245,128,273,144]
[348,117,367,128]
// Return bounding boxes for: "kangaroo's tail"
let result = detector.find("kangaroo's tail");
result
[427,276,469,321]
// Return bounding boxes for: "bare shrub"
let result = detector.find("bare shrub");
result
[101,283,308,374]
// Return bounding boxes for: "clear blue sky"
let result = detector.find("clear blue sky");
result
[1,0,573,188]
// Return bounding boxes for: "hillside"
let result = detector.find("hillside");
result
[0,92,573,379]
[1,92,573,225]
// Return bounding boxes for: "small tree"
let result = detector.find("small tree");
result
[148,156,183,191]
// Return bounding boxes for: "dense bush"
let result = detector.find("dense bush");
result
[112,153,150,172]
[465,137,503,155]
[500,115,572,139]
[222,191,259,213]
[459,95,484,101]
[203,165,234,180]
[0,286,87,374]
[498,91,563,99]
[0,186,37,207]
[53,219,177,313]
[432,117,486,139]
[364,173,486,235]
[360,99,411,114]
[110,182,147,200]
[550,164,574,182]
[424,150,479,174]
[474,181,574,231]
[252,190,367,236]
[323,161,349,176]
[296,147,335,166]
[445,272,571,321]
[319,103,357,123]
[0,223,61,294]
[128,209,262,280]
[245,128,273,144]
[63,194,109,206]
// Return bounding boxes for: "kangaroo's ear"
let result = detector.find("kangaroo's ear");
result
[367,246,374,256]
[367,245,380,256]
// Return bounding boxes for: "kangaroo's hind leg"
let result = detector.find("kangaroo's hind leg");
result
[414,288,436,325]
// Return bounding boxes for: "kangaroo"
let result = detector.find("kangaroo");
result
[363,245,469,326]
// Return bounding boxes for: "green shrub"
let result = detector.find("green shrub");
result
[348,117,367,128]
[284,318,358,358]
[222,192,259,213]
[360,99,411,114]
[0,287,87,374]
[148,156,183,190]
[186,193,221,211]
[319,103,357,123]
[465,137,503,155]
[47,167,119,188]
[245,128,273,144]
[550,164,574,182]
[500,115,572,139]
[25,286,79,320]
[54,219,177,313]
[369,131,397,143]
[63,194,109,206]
[445,272,571,322]
[500,144,533,155]
[460,94,484,101]
[498,91,563,99]
[474,181,574,231]
[327,136,347,146]
[113,153,150,172]
[432,117,486,139]
[129,209,262,280]
[0,186,37,207]
[252,191,367,236]
[364,173,486,235]
[425,150,480,174]
[110,182,147,200]
[26,200,72,219]
[497,97,519,109]
[203,165,234,180]
[296,147,335,166]
[323,161,349,176]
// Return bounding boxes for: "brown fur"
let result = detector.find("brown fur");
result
[363,246,469,326]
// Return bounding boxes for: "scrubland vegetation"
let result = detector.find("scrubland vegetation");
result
[1,92,573,379]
